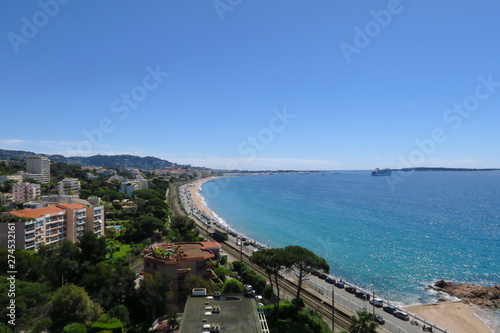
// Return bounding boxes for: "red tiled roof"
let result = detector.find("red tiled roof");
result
[10,206,65,219]
[56,203,86,210]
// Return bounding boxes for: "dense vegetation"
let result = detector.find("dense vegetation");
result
[0,149,183,170]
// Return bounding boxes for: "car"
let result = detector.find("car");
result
[355,291,370,300]
[374,314,385,324]
[318,273,327,279]
[334,281,345,288]
[393,311,410,321]
[243,241,249,246]
[311,270,320,276]
[325,277,335,284]
[369,298,384,307]
[383,305,397,314]
[345,286,357,294]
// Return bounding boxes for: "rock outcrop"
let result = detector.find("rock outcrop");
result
[431,280,500,310]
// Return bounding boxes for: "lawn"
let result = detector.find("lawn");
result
[112,244,131,259]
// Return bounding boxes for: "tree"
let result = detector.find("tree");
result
[138,271,174,322]
[284,245,330,300]
[62,323,87,333]
[251,248,292,316]
[123,216,165,243]
[50,284,102,331]
[167,216,200,242]
[221,279,245,294]
[348,310,379,333]
[78,231,107,265]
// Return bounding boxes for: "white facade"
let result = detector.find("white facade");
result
[0,174,23,183]
[26,156,50,183]
[13,182,41,202]
[58,178,81,196]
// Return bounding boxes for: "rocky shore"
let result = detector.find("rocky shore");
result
[430,280,500,310]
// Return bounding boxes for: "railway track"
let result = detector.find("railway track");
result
[221,240,352,331]
[170,182,354,331]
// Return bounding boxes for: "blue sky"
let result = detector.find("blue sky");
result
[1,1,500,170]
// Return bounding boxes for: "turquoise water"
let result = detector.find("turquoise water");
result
[200,172,500,307]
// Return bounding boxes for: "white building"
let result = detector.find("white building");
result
[58,178,81,196]
[26,156,50,183]
[0,174,23,183]
[0,193,14,206]
[13,182,41,202]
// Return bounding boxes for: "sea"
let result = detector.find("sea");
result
[200,171,500,329]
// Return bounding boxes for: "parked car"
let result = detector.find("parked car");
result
[345,286,357,294]
[393,311,410,321]
[334,281,345,288]
[325,277,335,284]
[311,270,320,276]
[355,291,370,300]
[369,298,384,307]
[383,305,397,314]
[318,273,327,279]
[373,314,385,325]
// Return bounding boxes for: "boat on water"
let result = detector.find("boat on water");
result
[371,168,392,176]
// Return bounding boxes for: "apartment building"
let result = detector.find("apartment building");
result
[58,178,81,196]
[0,206,66,251]
[26,156,50,184]
[57,203,88,242]
[143,242,221,305]
[0,204,105,251]
[13,182,41,202]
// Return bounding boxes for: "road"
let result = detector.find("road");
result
[171,181,445,333]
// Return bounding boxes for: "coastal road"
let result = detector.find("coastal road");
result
[172,181,439,333]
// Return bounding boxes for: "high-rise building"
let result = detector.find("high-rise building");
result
[26,156,50,183]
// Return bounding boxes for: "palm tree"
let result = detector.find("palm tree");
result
[349,310,379,333]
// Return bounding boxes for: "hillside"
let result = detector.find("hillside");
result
[0,149,184,170]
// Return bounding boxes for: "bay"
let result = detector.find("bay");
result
[200,171,500,306]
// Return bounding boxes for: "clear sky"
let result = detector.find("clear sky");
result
[1,1,500,170]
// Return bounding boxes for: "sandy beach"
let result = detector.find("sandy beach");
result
[183,177,496,333]
[184,176,224,224]
[404,301,493,333]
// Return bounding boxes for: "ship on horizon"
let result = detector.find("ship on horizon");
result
[371,168,392,176]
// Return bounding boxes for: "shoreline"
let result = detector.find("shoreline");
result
[182,176,497,333]
[404,302,495,333]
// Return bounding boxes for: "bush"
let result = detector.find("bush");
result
[63,323,87,333]
[30,318,52,333]
[213,267,231,282]
[263,284,274,300]
[221,279,245,294]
